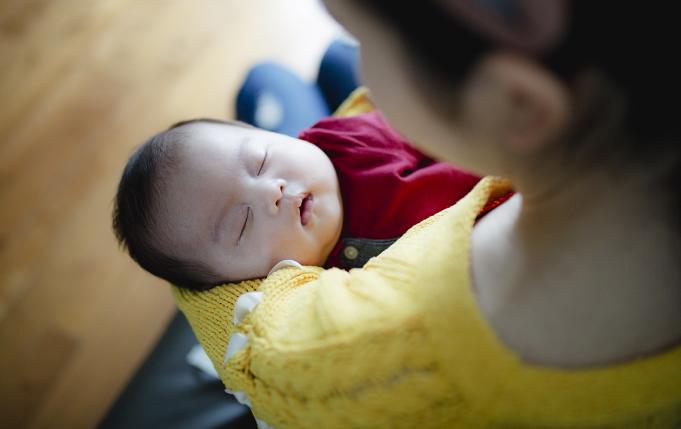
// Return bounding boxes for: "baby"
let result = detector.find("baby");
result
[113,111,481,290]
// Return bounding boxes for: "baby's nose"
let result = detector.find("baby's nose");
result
[266,178,285,215]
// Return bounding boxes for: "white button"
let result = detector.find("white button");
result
[224,333,249,363]
[343,245,359,260]
[233,292,263,325]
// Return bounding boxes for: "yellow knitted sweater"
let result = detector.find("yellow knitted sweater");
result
[172,176,681,429]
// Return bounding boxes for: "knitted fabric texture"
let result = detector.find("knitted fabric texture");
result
[172,176,681,428]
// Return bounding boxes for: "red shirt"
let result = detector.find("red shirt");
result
[299,111,482,268]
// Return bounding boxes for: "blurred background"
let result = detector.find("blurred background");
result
[0,0,342,427]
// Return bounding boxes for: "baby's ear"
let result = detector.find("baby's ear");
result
[461,52,571,155]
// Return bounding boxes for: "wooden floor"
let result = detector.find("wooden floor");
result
[0,1,339,427]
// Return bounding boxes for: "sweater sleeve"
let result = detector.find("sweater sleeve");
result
[219,261,462,429]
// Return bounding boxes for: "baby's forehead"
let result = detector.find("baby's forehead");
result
[180,120,257,142]
[176,123,252,163]
[160,122,255,214]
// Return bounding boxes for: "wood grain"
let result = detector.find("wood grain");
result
[0,1,339,427]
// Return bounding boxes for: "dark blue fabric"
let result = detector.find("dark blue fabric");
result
[236,40,360,137]
[339,236,398,269]
[235,61,330,137]
[316,39,361,112]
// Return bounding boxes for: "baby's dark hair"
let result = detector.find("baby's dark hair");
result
[112,118,255,290]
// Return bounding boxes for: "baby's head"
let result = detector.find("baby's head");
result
[113,119,343,290]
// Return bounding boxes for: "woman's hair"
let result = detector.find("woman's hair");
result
[356,0,680,190]
[112,118,255,290]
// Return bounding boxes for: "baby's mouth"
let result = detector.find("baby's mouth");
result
[299,194,314,226]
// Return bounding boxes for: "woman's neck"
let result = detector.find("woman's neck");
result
[471,169,681,368]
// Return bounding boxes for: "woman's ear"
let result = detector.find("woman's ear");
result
[461,52,571,155]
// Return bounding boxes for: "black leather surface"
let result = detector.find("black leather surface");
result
[98,311,257,429]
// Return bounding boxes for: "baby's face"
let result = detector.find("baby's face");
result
[159,122,343,281]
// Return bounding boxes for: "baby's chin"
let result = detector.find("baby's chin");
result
[307,230,342,267]
[283,252,326,269]
[271,244,333,271]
